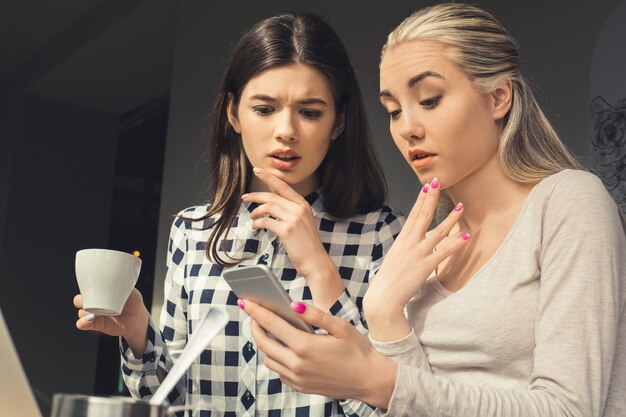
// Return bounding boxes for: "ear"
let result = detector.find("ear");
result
[330,109,345,140]
[490,79,513,121]
[226,93,241,134]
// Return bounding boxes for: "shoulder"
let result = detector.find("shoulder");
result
[538,169,614,210]
[170,204,214,233]
[342,205,406,230]
[375,205,406,230]
[535,170,624,235]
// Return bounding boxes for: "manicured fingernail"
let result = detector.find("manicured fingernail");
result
[291,301,307,314]
[241,194,249,199]
[253,167,263,174]
[454,202,464,211]
[237,299,245,310]
[422,183,430,193]
[461,233,471,241]
[86,314,95,321]
[431,177,439,189]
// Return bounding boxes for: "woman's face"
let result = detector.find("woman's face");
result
[379,40,505,189]
[228,63,342,195]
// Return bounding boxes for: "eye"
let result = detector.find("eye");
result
[252,105,274,116]
[420,95,442,109]
[387,109,401,121]
[300,109,322,119]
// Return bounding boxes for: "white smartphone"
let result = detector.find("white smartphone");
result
[223,265,314,334]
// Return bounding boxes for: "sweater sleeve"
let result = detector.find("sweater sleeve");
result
[375,172,626,417]
[120,214,190,405]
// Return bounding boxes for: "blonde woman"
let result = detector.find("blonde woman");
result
[241,3,626,417]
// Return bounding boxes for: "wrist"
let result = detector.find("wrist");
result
[360,353,398,410]
[125,309,150,358]
[302,258,345,311]
[301,255,338,283]
[364,301,410,342]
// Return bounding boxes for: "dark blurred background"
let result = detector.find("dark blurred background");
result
[0,0,622,415]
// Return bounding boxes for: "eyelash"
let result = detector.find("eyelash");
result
[387,95,443,120]
[421,95,442,109]
[252,106,322,120]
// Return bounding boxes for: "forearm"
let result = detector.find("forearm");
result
[123,308,150,358]
[383,365,568,417]
[304,257,346,311]
[363,282,412,341]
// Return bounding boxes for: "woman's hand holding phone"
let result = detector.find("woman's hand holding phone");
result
[241,298,397,410]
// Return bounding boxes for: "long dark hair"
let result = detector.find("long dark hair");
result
[199,12,387,266]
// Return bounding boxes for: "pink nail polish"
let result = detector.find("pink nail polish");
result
[461,233,471,241]
[291,301,307,314]
[422,183,430,193]
[253,167,263,174]
[237,299,245,309]
[431,177,439,189]
[454,202,464,211]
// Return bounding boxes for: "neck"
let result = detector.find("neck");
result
[446,155,535,231]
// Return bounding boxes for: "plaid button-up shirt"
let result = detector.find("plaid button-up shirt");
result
[121,190,404,417]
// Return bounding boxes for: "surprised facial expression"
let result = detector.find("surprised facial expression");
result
[228,63,342,195]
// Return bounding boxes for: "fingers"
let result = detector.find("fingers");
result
[288,301,351,337]
[249,201,294,223]
[75,312,97,331]
[403,177,442,236]
[74,294,95,331]
[250,167,307,204]
[427,230,470,264]
[241,299,309,350]
[424,201,464,248]
[423,200,469,264]
[412,177,442,237]
[73,294,83,309]
[244,193,304,215]
[250,318,298,373]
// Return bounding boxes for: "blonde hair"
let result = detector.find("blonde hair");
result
[383,3,582,214]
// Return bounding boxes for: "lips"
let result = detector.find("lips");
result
[270,149,300,160]
[408,148,436,169]
[269,149,301,170]
[408,148,435,160]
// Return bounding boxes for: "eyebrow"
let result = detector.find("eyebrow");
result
[248,94,327,105]
[379,71,444,99]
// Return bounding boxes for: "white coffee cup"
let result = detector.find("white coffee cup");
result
[75,249,142,316]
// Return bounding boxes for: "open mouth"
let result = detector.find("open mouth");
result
[409,149,435,160]
[270,149,300,161]
[412,153,433,160]
[271,153,300,161]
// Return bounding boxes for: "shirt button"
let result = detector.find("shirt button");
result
[241,390,255,409]
[258,253,269,265]
[242,342,255,362]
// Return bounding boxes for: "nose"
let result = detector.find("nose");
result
[274,110,298,142]
[397,110,425,142]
